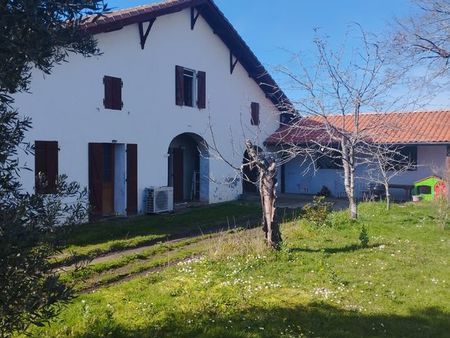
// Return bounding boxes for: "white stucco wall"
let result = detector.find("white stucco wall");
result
[14,9,281,212]
[283,145,448,200]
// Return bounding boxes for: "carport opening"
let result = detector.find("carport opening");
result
[168,133,209,203]
[242,147,262,194]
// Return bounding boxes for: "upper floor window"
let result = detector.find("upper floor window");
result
[35,141,58,194]
[315,150,343,170]
[251,102,260,126]
[175,65,206,109]
[393,145,417,171]
[103,75,123,110]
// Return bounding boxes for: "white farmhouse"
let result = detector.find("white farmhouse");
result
[14,0,290,218]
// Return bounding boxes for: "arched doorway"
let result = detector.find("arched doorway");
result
[242,147,262,194]
[168,133,209,203]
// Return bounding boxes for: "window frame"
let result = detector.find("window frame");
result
[392,145,417,171]
[182,68,196,107]
[175,65,206,109]
[315,151,343,170]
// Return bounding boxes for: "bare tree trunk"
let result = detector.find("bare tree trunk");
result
[384,183,391,210]
[342,141,358,219]
[259,161,281,249]
[246,141,282,249]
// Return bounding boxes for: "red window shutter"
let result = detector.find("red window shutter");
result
[175,65,184,106]
[35,141,46,194]
[88,143,104,219]
[103,76,113,109]
[35,141,58,194]
[112,77,123,110]
[251,102,260,125]
[197,71,206,109]
[104,76,122,110]
[46,141,58,193]
[126,144,138,215]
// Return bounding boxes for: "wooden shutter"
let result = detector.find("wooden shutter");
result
[103,76,113,109]
[46,141,58,193]
[126,144,138,215]
[35,141,46,194]
[251,102,260,125]
[175,65,184,106]
[104,76,123,110]
[35,141,58,194]
[197,71,206,109]
[112,77,123,110]
[89,143,104,219]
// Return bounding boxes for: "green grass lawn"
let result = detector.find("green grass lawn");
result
[56,202,260,265]
[27,202,449,338]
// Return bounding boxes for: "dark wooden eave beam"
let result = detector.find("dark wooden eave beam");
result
[229,50,239,74]
[191,7,200,30]
[138,18,156,50]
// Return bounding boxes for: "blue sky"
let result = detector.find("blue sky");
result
[107,0,413,66]
[106,1,448,109]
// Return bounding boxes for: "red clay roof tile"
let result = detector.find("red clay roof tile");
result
[266,111,450,145]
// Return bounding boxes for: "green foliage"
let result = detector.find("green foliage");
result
[0,1,107,336]
[0,109,89,337]
[327,209,357,228]
[302,195,334,226]
[359,225,369,247]
[0,0,107,104]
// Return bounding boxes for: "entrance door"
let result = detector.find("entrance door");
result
[172,148,184,202]
[89,143,115,219]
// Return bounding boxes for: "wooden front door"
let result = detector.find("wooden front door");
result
[89,143,115,219]
[173,148,184,202]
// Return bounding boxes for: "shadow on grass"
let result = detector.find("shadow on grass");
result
[71,302,449,338]
[290,243,385,254]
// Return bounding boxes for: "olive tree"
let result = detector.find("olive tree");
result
[0,1,106,336]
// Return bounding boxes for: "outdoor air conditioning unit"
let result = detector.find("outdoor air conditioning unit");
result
[144,187,174,214]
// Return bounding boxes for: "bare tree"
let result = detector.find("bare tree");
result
[207,113,310,249]
[363,144,416,210]
[275,26,406,219]
[245,141,281,248]
[393,0,450,83]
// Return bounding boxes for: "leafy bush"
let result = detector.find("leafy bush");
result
[302,196,333,226]
[359,225,369,248]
